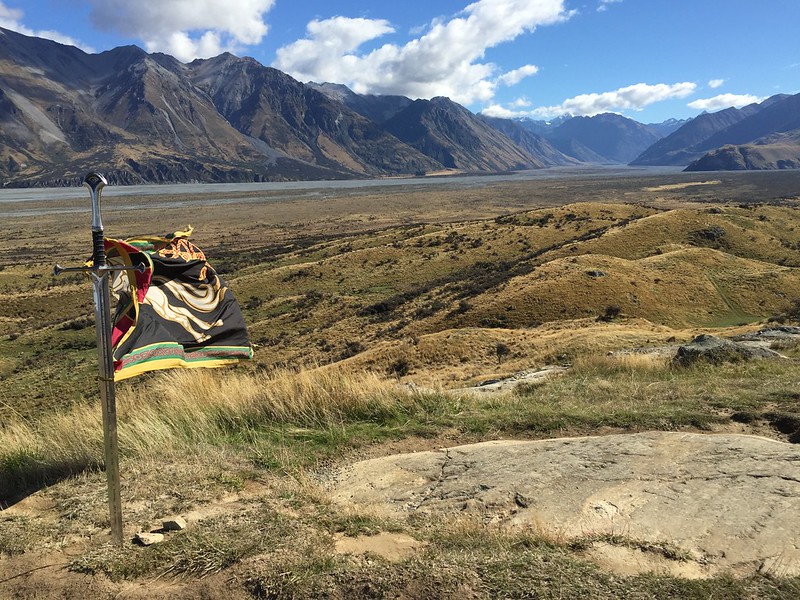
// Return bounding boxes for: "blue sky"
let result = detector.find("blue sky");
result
[2,0,798,123]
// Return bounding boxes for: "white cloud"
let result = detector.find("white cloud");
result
[597,0,623,12]
[481,103,520,118]
[687,93,763,112]
[273,0,573,105]
[498,64,539,86]
[85,0,277,61]
[532,82,697,118]
[0,2,94,51]
[708,78,725,89]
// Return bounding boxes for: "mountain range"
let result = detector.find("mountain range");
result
[1,27,798,187]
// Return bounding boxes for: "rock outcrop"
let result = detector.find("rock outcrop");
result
[329,432,800,577]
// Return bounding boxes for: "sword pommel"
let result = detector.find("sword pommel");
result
[84,172,107,232]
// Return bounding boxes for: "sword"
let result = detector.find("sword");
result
[54,172,143,546]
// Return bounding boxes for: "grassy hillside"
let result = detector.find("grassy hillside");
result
[1,177,799,419]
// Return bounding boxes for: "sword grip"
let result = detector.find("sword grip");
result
[92,228,106,268]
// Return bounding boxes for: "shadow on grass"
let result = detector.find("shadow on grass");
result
[0,453,100,509]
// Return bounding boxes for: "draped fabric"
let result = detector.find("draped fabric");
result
[103,228,252,381]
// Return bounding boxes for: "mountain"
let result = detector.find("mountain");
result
[10,26,796,185]
[514,115,574,136]
[478,115,579,166]
[0,29,280,185]
[630,105,760,166]
[685,130,800,171]
[680,93,800,171]
[306,82,413,123]
[187,54,441,179]
[646,118,691,137]
[382,97,549,172]
[0,28,441,186]
[696,93,800,151]
[631,94,800,168]
[545,113,663,163]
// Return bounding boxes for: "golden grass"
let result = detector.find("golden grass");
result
[0,367,438,498]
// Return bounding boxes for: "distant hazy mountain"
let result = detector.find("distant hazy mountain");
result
[478,115,580,166]
[630,105,759,166]
[307,82,412,123]
[545,113,663,163]
[646,118,691,137]
[514,115,574,136]
[382,97,550,172]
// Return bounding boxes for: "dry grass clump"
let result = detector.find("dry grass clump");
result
[0,367,444,501]
[571,352,671,374]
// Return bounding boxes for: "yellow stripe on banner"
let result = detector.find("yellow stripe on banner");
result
[114,357,242,381]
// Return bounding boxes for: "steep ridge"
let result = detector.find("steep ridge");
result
[698,94,800,151]
[630,105,761,166]
[188,55,442,178]
[478,115,580,166]
[383,97,546,172]
[306,82,413,124]
[0,30,278,184]
[632,94,800,169]
[685,94,800,171]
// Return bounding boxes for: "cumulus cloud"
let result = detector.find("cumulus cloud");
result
[274,0,573,105]
[687,93,763,111]
[481,103,520,118]
[0,1,94,51]
[498,65,539,86]
[708,78,725,88]
[84,0,276,61]
[531,82,697,118]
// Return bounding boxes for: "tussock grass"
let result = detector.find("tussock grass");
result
[572,352,670,373]
[4,355,799,503]
[0,368,449,501]
[467,358,800,436]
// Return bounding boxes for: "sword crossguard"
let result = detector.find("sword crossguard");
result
[53,263,147,277]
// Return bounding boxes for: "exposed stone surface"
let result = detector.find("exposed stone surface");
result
[162,516,188,531]
[454,365,569,394]
[134,532,165,546]
[329,432,800,577]
[672,333,782,367]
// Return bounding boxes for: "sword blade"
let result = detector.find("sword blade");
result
[92,267,123,546]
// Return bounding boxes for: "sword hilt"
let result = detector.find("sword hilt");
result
[84,172,107,233]
[85,172,108,269]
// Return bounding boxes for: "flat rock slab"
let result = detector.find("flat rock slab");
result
[329,432,800,577]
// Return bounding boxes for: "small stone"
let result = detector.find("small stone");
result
[134,532,164,546]
[162,516,187,531]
